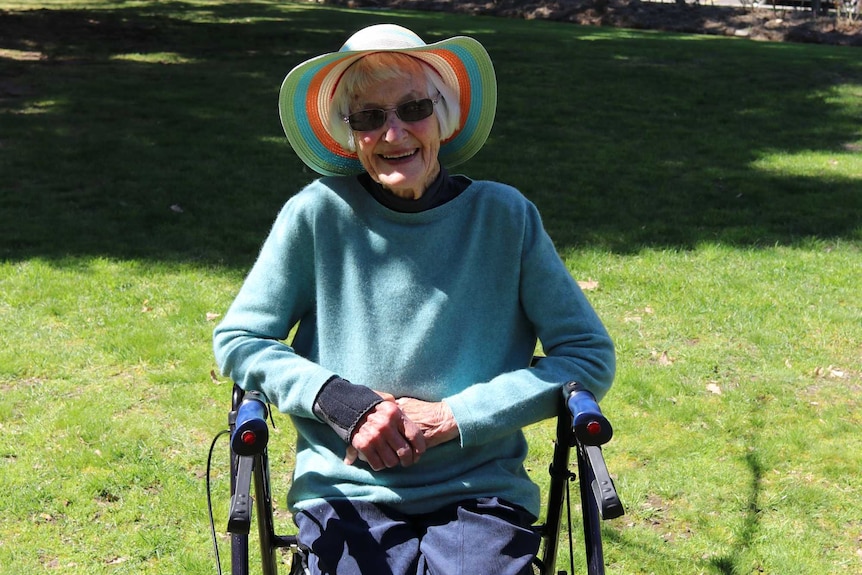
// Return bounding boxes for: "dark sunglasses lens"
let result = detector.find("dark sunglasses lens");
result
[348,110,386,131]
[347,99,434,131]
[397,99,434,121]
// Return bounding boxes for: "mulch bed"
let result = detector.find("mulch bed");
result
[325,0,862,46]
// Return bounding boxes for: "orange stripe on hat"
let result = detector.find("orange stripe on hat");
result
[425,48,471,143]
[306,60,357,161]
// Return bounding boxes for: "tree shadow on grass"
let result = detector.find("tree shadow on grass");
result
[707,395,768,574]
[597,422,767,574]
[1,3,860,269]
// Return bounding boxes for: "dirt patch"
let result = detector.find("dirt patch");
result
[327,0,862,46]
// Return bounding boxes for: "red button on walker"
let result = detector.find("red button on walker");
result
[586,421,602,436]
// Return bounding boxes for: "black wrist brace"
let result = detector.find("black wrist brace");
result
[312,376,384,442]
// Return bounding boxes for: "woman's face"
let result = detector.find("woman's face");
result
[351,74,441,200]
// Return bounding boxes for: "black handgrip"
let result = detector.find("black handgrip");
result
[227,454,253,534]
[584,445,625,519]
[227,493,251,534]
[563,381,613,446]
[230,391,269,456]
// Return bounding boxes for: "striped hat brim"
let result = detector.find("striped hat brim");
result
[278,27,497,177]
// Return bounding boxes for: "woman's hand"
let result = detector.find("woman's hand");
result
[395,397,460,448]
[344,395,427,471]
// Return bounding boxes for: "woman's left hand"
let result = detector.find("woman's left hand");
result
[395,397,460,448]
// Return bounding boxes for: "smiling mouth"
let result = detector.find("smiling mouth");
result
[380,149,418,161]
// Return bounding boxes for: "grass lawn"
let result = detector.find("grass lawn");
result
[1,1,860,574]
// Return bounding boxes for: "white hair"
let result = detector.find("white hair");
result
[328,52,460,152]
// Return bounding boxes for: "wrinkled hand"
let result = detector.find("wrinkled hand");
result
[344,394,427,471]
[395,397,460,448]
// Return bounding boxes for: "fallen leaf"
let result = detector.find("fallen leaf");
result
[210,369,223,385]
[652,350,674,366]
[141,299,152,313]
[170,204,184,213]
[578,278,599,291]
[206,312,221,322]
[106,557,128,565]
[706,383,722,395]
[814,365,848,379]
[828,367,846,378]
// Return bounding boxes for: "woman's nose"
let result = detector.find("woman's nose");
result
[381,112,407,140]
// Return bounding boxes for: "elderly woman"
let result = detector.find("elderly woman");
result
[213,24,615,575]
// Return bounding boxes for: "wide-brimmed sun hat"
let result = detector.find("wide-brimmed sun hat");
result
[278,24,497,176]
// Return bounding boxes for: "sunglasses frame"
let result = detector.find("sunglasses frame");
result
[343,94,439,132]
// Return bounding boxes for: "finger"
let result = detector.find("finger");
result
[389,434,417,467]
[377,438,403,469]
[344,446,358,465]
[347,445,388,471]
[366,426,411,469]
[345,446,372,465]
[360,447,391,472]
[350,429,396,470]
[382,454,400,470]
[395,443,420,467]
[400,420,426,459]
[390,418,423,467]
[353,439,415,470]
[405,416,427,451]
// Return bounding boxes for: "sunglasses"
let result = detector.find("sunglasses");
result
[343,95,438,132]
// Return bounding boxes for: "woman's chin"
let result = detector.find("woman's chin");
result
[377,174,423,199]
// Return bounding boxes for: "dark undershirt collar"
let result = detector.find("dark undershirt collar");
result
[358,166,469,213]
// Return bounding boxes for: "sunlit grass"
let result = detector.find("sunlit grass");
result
[752,150,862,177]
[110,52,201,64]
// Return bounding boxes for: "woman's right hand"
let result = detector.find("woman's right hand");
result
[344,397,427,471]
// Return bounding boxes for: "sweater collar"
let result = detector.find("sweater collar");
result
[358,167,468,214]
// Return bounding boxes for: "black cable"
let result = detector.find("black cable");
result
[565,472,575,575]
[208,429,231,575]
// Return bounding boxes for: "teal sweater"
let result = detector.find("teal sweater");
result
[213,176,615,517]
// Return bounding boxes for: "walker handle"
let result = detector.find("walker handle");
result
[563,381,613,446]
[230,391,269,456]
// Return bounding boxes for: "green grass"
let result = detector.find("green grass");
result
[1,1,861,574]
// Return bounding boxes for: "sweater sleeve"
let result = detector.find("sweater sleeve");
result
[444,198,616,447]
[212,188,336,418]
[518,201,616,401]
